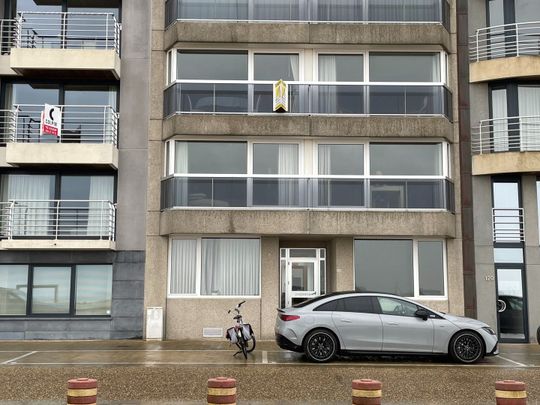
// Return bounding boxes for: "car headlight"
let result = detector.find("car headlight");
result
[482,326,496,335]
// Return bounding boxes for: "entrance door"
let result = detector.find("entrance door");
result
[280,248,326,308]
[496,267,528,342]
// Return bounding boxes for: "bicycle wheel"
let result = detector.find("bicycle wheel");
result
[246,334,256,353]
[241,339,248,359]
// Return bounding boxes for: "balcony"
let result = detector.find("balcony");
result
[164,82,453,120]
[165,0,450,27]
[164,0,451,47]
[493,208,524,243]
[469,21,540,82]
[0,12,121,79]
[471,116,540,175]
[0,105,119,168]
[0,199,116,250]
[161,176,455,211]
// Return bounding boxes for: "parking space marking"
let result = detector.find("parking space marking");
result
[1,351,37,365]
[498,355,528,367]
[262,351,268,364]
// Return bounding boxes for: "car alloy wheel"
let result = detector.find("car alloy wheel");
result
[451,332,484,363]
[305,330,337,362]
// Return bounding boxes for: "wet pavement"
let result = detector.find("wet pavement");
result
[0,340,538,404]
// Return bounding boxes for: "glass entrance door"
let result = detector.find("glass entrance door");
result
[496,267,527,342]
[280,248,326,308]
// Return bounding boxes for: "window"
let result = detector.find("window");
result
[0,264,112,317]
[175,141,247,174]
[169,238,261,297]
[0,265,28,316]
[253,143,299,175]
[370,144,442,176]
[314,299,338,312]
[177,51,248,81]
[355,239,446,298]
[254,53,300,81]
[377,297,419,317]
[336,296,375,313]
[369,53,441,82]
[318,54,364,82]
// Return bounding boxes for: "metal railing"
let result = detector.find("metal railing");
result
[166,0,451,30]
[161,176,454,211]
[0,105,118,145]
[0,12,122,54]
[470,21,540,62]
[0,200,116,240]
[493,208,524,243]
[472,115,540,154]
[164,82,453,120]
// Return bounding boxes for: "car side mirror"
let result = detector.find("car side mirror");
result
[415,309,429,321]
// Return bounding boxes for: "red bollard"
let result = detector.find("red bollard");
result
[496,380,527,405]
[352,379,382,405]
[207,377,236,405]
[67,378,97,405]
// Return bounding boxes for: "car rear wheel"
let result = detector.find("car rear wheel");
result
[449,331,484,364]
[537,326,540,345]
[303,329,338,363]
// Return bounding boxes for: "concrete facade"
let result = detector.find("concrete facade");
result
[145,1,467,341]
[469,0,540,343]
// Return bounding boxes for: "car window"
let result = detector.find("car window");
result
[314,299,338,311]
[335,297,375,313]
[377,297,419,317]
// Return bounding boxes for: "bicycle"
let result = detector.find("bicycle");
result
[226,300,256,359]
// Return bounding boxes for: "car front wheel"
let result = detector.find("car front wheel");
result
[449,331,484,364]
[303,329,338,363]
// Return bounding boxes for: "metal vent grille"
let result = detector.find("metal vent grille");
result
[203,327,223,338]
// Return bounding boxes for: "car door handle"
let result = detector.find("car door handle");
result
[386,322,399,326]
[340,319,353,323]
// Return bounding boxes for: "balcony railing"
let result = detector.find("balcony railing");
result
[0,200,116,240]
[0,12,121,54]
[493,208,524,243]
[164,82,453,120]
[472,116,540,154]
[161,176,455,211]
[470,21,540,62]
[165,0,451,30]
[0,105,119,145]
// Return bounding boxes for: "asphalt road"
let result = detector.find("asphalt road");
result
[0,340,539,404]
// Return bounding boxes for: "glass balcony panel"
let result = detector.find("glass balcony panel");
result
[315,0,363,21]
[252,178,301,207]
[368,0,440,22]
[370,181,406,208]
[214,84,249,112]
[315,85,364,114]
[316,179,365,207]
[178,83,213,113]
[369,86,406,115]
[178,0,249,20]
[252,0,300,20]
[253,84,301,113]
[213,178,247,207]
[405,86,440,115]
[406,180,443,209]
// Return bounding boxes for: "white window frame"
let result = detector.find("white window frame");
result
[168,236,262,299]
[353,238,448,300]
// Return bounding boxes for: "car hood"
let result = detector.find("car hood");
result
[443,314,489,329]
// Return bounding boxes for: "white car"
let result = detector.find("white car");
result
[275,292,499,363]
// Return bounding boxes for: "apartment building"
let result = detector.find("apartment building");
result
[0,1,149,339]
[146,0,469,340]
[470,0,540,343]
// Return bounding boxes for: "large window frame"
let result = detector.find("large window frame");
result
[167,236,262,298]
[0,263,113,318]
[353,238,449,300]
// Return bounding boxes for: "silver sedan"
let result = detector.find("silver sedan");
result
[275,292,498,363]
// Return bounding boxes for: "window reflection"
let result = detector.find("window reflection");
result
[31,266,71,314]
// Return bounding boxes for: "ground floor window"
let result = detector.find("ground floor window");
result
[0,264,113,317]
[169,237,261,297]
[354,239,446,298]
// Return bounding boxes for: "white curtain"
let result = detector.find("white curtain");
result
[318,55,338,113]
[518,86,540,151]
[174,141,189,206]
[201,239,260,296]
[289,54,300,81]
[3,175,53,237]
[318,145,332,206]
[170,239,197,294]
[278,144,299,206]
[87,176,114,237]
[492,89,508,152]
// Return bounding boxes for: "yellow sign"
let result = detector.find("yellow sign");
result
[273,79,288,112]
